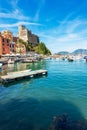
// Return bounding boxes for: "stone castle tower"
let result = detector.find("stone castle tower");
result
[18,25,39,46]
[18,25,29,42]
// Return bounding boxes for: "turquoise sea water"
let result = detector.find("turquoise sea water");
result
[0,59,87,130]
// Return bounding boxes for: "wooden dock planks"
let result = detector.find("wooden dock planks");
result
[0,69,48,84]
[7,69,32,75]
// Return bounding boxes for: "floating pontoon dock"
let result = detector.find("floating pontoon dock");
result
[0,69,48,84]
[7,69,32,75]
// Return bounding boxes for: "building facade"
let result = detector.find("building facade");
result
[0,34,16,55]
[16,43,26,54]
[1,30,13,41]
[9,42,16,54]
[0,34,3,56]
[18,25,39,46]
[0,34,10,55]
[13,37,18,43]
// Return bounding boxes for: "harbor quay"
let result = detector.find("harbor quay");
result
[0,52,43,65]
[0,53,48,85]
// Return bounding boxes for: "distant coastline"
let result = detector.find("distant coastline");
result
[57,49,87,55]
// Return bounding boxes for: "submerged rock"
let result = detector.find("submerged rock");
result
[50,114,87,130]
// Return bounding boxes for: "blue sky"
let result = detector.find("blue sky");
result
[0,0,87,53]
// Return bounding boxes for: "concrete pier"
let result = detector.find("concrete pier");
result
[0,69,48,84]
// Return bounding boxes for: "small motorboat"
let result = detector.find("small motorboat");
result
[84,56,87,62]
[0,63,2,68]
[68,57,74,62]
[22,59,33,63]
[8,58,15,64]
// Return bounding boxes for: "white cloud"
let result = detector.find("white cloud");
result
[0,21,42,28]
[6,0,20,8]
[34,0,45,21]
[0,9,29,20]
[36,17,87,53]
[12,0,19,5]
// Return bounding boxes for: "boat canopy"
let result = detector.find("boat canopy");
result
[84,56,87,59]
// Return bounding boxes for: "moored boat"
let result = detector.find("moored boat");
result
[8,59,15,64]
[83,56,87,62]
[67,57,74,62]
[22,59,33,63]
[68,58,73,62]
[0,63,2,68]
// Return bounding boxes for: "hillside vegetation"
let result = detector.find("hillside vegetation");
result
[34,42,51,55]
[18,39,51,55]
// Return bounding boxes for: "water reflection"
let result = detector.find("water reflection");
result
[0,60,46,76]
[0,60,87,129]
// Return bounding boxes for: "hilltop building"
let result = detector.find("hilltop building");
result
[0,25,40,56]
[18,25,39,46]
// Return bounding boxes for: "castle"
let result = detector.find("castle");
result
[18,25,39,46]
[0,25,40,56]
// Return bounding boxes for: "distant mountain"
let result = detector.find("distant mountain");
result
[57,51,69,55]
[72,49,87,55]
[57,49,87,55]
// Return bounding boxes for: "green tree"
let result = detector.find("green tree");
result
[18,39,32,52]
[17,39,51,55]
[34,42,51,55]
